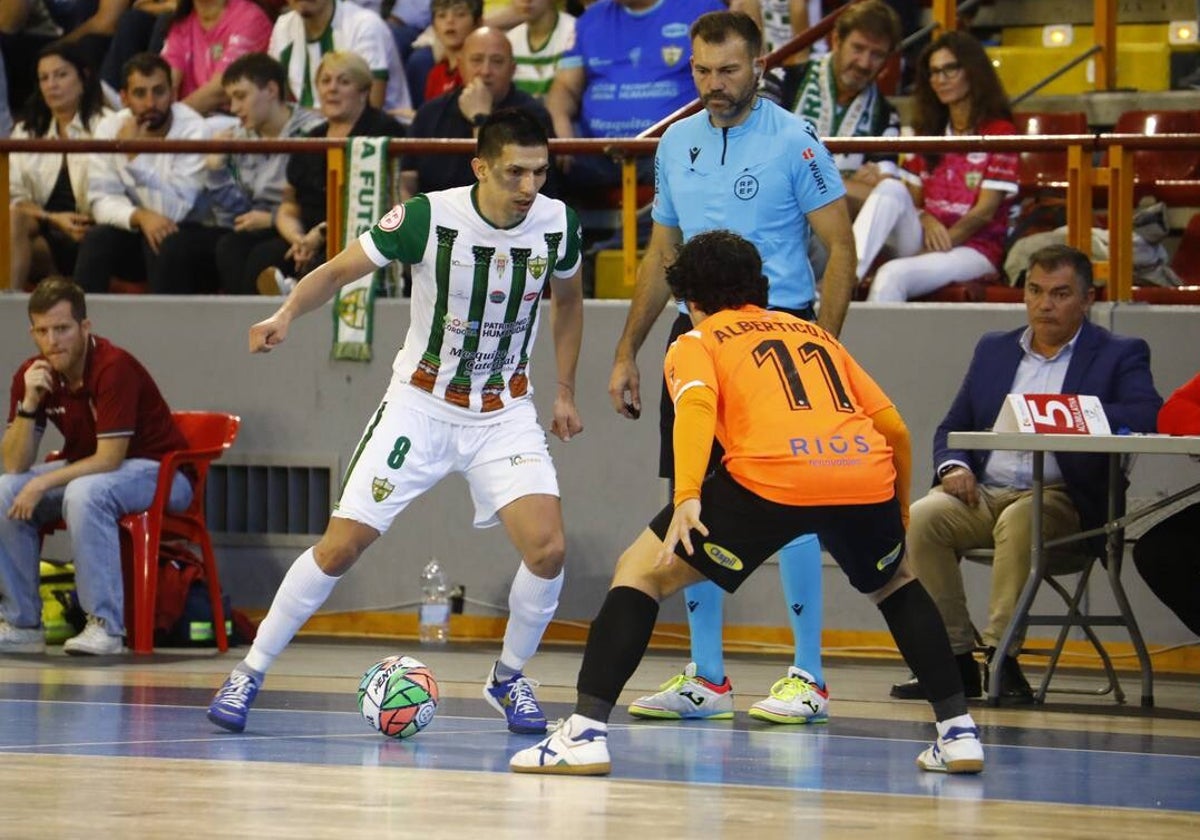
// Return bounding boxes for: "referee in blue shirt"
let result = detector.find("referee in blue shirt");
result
[607,10,856,726]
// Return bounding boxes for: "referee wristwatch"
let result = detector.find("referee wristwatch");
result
[470,112,488,128]
[14,405,38,419]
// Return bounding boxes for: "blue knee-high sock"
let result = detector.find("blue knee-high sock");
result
[684,578,726,683]
[778,533,824,686]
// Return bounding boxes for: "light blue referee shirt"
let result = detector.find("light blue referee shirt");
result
[652,96,845,311]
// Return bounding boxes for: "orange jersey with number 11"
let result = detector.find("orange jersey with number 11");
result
[665,305,897,507]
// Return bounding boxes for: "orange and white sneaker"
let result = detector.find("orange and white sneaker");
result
[747,667,829,724]
[627,662,734,720]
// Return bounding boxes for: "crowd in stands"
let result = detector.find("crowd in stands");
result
[3,1,1197,298]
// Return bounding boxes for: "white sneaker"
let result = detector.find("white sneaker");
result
[748,667,829,724]
[510,716,611,775]
[916,722,985,774]
[63,616,126,656]
[627,662,734,720]
[0,618,45,654]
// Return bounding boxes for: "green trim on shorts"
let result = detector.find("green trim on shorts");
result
[338,401,387,500]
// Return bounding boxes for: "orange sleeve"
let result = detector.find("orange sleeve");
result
[672,386,717,507]
[870,405,911,523]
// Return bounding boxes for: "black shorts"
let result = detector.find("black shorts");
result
[648,467,906,595]
[658,304,815,479]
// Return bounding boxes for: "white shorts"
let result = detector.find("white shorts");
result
[335,385,559,532]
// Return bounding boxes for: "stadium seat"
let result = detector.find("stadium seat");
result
[1170,212,1200,286]
[108,278,149,294]
[1013,111,1090,190]
[41,411,241,654]
[1102,110,1200,204]
[910,273,1004,303]
[982,284,1024,303]
[1130,286,1200,304]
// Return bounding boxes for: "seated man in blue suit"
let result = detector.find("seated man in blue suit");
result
[891,244,1162,704]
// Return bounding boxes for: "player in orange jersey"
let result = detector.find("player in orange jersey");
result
[511,230,984,777]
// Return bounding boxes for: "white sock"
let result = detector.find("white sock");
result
[243,548,339,675]
[936,713,977,737]
[499,562,563,673]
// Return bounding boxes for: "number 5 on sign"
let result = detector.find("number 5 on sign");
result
[993,394,1112,435]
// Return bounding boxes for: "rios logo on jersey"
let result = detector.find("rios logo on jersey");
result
[703,542,744,571]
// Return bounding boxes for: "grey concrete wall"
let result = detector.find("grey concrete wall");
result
[2,296,1197,646]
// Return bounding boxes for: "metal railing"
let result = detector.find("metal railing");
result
[3,130,1198,302]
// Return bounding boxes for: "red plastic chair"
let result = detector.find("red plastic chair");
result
[1170,212,1200,286]
[42,411,240,654]
[1013,111,1090,189]
[1103,110,1200,203]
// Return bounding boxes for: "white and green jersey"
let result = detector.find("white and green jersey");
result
[360,186,581,418]
[508,12,577,98]
[761,0,794,54]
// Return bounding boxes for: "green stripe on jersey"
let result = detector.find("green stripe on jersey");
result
[412,225,458,391]
[446,245,495,405]
[558,206,582,272]
[482,247,531,406]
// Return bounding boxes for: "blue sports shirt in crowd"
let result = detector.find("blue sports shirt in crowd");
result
[558,0,725,138]
[653,97,846,311]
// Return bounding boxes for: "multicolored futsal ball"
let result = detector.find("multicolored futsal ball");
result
[357,655,439,739]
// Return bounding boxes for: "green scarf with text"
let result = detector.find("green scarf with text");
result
[332,136,390,361]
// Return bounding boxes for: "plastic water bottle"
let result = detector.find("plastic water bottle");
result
[419,558,450,644]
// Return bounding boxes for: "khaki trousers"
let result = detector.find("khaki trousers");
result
[907,484,1081,655]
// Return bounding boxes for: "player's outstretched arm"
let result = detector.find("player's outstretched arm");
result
[609,222,682,418]
[249,241,380,353]
[549,269,584,442]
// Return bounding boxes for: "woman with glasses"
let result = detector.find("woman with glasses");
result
[851,30,1017,302]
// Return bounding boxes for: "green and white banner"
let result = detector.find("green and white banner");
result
[332,136,390,361]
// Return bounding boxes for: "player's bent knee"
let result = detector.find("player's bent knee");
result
[312,541,361,576]
[610,531,700,601]
[868,556,916,605]
[522,533,565,578]
[314,519,378,575]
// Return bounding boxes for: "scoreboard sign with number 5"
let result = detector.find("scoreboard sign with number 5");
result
[993,394,1112,435]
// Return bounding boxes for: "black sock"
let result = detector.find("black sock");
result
[877,580,968,721]
[575,586,660,723]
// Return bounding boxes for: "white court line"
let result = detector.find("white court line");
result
[2,698,1197,762]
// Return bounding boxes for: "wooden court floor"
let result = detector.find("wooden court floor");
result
[2,640,1198,838]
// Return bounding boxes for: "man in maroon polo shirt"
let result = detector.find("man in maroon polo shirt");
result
[0,277,193,655]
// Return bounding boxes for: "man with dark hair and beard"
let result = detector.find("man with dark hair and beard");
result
[608,11,855,730]
[72,52,210,294]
